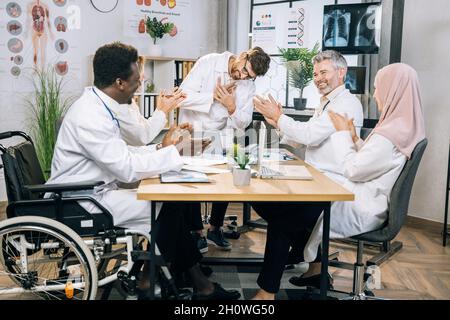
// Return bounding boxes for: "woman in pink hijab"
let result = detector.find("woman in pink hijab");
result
[251,63,426,300]
[330,63,426,158]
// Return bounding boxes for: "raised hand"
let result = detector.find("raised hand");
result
[253,94,283,128]
[328,110,358,142]
[157,87,187,114]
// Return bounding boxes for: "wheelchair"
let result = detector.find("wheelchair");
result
[0,131,178,300]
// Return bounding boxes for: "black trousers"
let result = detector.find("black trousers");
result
[154,203,203,273]
[251,202,324,294]
[184,202,228,231]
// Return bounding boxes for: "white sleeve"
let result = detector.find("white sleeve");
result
[228,84,255,130]
[331,131,399,182]
[77,122,183,183]
[179,56,214,114]
[277,112,336,147]
[117,104,167,146]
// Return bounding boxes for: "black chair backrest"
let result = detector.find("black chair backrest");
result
[1,137,45,202]
[360,127,372,140]
[354,139,428,242]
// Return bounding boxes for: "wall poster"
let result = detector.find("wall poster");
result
[0,0,81,92]
[252,2,311,55]
[124,0,191,43]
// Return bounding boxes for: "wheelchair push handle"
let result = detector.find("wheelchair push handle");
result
[0,131,33,142]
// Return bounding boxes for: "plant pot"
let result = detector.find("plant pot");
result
[232,167,251,186]
[149,44,163,56]
[293,98,307,110]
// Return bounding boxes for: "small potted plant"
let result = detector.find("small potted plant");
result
[232,144,251,186]
[145,16,174,56]
[279,43,319,110]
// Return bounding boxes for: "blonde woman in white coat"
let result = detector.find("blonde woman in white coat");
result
[251,63,426,300]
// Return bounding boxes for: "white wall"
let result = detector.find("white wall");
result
[0,0,223,201]
[402,0,450,223]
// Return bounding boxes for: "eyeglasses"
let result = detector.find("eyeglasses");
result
[241,55,257,82]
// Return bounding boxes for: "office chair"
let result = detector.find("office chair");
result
[336,139,428,299]
[334,124,409,266]
[0,131,179,300]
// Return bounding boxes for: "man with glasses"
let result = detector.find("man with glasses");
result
[178,47,271,254]
[179,47,270,131]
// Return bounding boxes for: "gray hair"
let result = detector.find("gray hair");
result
[313,50,347,70]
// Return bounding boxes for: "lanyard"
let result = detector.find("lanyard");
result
[322,100,331,112]
[92,88,120,128]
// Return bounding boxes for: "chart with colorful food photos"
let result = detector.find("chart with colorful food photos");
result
[124,0,190,41]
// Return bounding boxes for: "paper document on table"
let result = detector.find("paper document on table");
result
[183,165,230,174]
[160,170,209,183]
[182,156,228,167]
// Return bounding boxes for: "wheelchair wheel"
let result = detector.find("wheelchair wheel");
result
[0,216,98,300]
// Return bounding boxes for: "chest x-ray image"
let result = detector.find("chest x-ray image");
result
[322,3,382,54]
[354,5,381,47]
[323,9,351,47]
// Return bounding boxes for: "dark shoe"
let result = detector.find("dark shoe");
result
[200,264,213,277]
[289,273,333,290]
[207,228,232,251]
[192,232,208,254]
[192,282,241,300]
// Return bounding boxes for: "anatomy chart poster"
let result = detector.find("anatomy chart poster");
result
[0,0,81,92]
[124,0,191,42]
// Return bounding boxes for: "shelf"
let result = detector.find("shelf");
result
[134,93,158,96]
[143,56,196,62]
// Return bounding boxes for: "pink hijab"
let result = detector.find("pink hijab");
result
[368,63,426,159]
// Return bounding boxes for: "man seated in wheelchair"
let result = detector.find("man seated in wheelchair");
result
[44,42,240,300]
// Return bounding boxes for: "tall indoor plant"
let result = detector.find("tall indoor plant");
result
[279,43,319,110]
[26,67,73,179]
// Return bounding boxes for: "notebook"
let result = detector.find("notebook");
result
[160,170,209,183]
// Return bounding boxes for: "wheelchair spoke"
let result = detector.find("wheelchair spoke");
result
[0,222,95,300]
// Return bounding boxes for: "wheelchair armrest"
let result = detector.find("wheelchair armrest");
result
[24,180,104,193]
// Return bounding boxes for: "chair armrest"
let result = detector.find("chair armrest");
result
[24,181,104,193]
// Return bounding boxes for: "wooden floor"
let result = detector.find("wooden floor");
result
[1,201,449,300]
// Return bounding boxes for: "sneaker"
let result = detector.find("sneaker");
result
[192,282,241,300]
[191,232,208,254]
[207,228,232,251]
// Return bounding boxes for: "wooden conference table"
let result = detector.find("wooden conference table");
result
[137,159,354,300]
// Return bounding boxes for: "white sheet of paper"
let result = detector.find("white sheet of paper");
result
[182,165,231,174]
[182,156,228,167]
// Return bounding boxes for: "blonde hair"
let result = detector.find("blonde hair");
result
[137,56,145,73]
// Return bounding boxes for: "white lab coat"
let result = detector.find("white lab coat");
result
[48,87,184,233]
[278,86,364,176]
[303,131,407,262]
[178,52,256,131]
[114,100,167,146]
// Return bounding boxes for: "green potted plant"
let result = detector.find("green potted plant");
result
[232,144,251,186]
[26,66,73,179]
[145,16,174,56]
[279,43,319,110]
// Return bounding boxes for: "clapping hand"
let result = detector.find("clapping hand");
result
[328,110,359,143]
[162,123,193,148]
[157,87,187,114]
[253,94,283,128]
